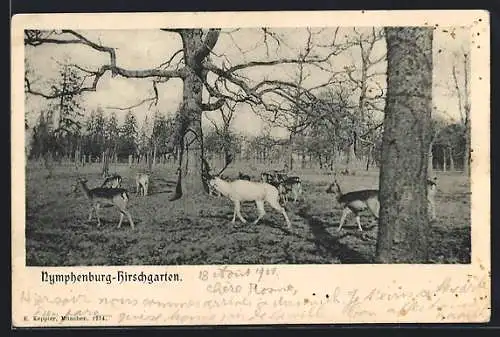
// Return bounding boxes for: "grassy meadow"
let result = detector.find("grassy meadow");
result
[24,162,471,266]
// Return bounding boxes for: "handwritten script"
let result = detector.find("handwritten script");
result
[15,266,490,326]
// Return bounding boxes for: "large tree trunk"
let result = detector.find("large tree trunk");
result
[376,27,433,263]
[171,29,218,199]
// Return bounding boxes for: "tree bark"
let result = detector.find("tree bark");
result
[171,29,219,197]
[376,27,433,263]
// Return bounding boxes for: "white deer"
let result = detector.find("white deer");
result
[208,176,292,229]
[135,173,150,196]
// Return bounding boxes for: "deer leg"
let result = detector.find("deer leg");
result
[231,203,237,223]
[117,212,124,229]
[232,200,247,224]
[252,200,266,225]
[88,206,94,221]
[338,207,351,231]
[267,198,292,229]
[125,210,135,229]
[282,209,292,229]
[95,204,102,227]
[355,214,363,232]
[234,200,247,223]
[144,182,148,196]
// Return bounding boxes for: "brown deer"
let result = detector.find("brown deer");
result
[72,178,135,229]
[326,177,379,232]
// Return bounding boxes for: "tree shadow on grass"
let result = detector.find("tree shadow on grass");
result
[297,206,374,264]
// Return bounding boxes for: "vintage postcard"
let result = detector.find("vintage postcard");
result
[12,10,490,327]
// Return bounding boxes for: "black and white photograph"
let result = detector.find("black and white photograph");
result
[22,24,474,266]
[12,10,490,326]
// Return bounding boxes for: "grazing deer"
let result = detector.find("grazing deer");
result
[208,176,292,229]
[326,178,379,232]
[72,178,135,229]
[101,174,122,188]
[238,172,251,181]
[135,173,150,196]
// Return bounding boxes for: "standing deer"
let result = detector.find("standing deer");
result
[326,177,379,232]
[327,176,438,231]
[208,176,292,229]
[135,173,150,196]
[72,177,135,229]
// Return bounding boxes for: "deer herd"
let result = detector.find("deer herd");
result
[72,164,438,232]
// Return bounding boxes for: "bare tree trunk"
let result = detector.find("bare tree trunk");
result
[346,142,356,173]
[366,145,373,171]
[376,27,433,263]
[449,146,455,171]
[153,144,157,168]
[43,152,53,178]
[101,150,109,178]
[464,113,471,177]
[442,147,447,172]
[74,148,80,169]
[463,53,471,177]
[147,149,153,172]
[288,133,294,171]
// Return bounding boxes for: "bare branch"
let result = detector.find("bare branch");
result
[201,99,226,111]
[25,29,188,100]
[452,65,465,124]
[196,29,221,61]
[158,49,184,69]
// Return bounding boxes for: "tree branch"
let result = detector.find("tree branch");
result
[196,29,221,61]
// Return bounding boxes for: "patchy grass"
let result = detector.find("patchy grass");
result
[24,163,471,266]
